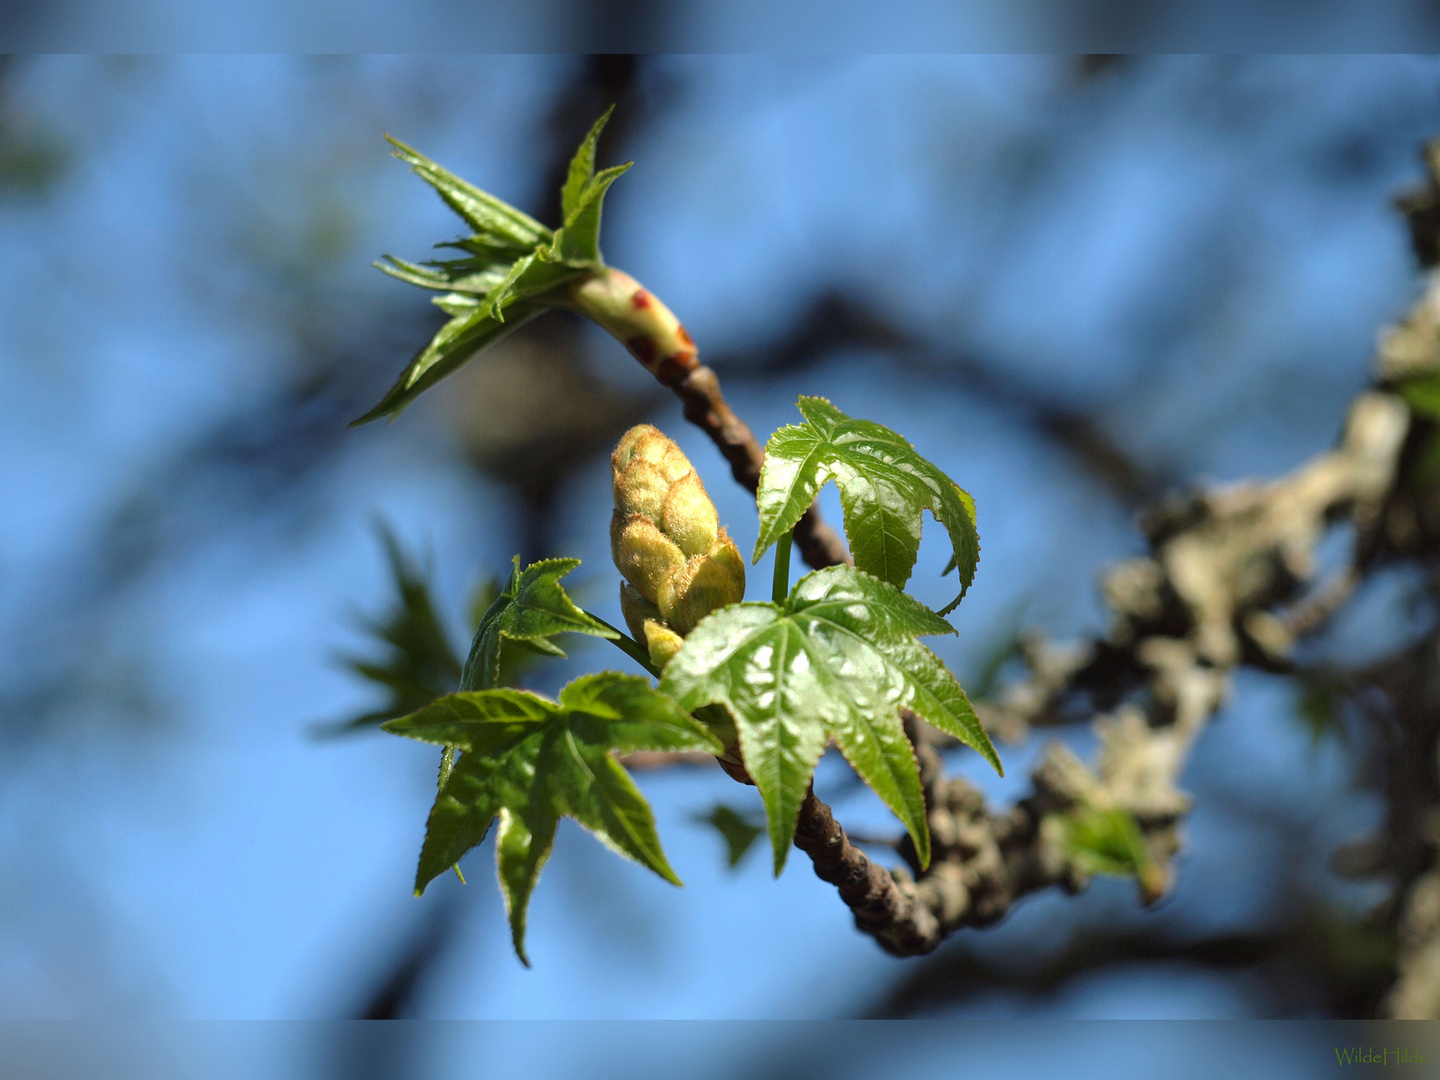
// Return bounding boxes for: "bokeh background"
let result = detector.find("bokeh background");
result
[2,52,1440,1071]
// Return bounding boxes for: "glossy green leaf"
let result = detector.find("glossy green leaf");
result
[692,804,765,869]
[660,565,1001,875]
[373,253,511,298]
[361,117,629,424]
[554,106,632,266]
[755,397,980,616]
[383,673,722,963]
[557,163,631,266]
[384,135,549,250]
[460,556,617,692]
[561,105,612,220]
[351,298,545,425]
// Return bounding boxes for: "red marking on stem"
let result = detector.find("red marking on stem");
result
[630,289,651,310]
[654,350,699,386]
[627,335,659,371]
[677,325,694,347]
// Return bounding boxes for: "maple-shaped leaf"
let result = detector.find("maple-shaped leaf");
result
[383,673,722,964]
[460,556,617,692]
[323,526,463,735]
[692,803,765,870]
[754,397,980,616]
[356,115,630,425]
[659,565,1001,875]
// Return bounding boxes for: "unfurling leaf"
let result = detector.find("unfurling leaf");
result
[660,565,1001,875]
[357,116,632,424]
[754,397,980,616]
[352,297,546,425]
[461,556,617,692]
[383,673,722,964]
[555,105,632,266]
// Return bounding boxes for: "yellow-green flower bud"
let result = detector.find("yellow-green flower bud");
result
[611,511,686,604]
[613,459,670,522]
[610,423,746,649]
[613,424,690,499]
[661,471,719,556]
[656,538,746,635]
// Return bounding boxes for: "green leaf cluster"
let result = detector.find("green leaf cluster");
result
[754,397,980,616]
[661,565,1000,874]
[357,108,631,424]
[461,556,617,692]
[384,673,721,964]
[361,106,1010,959]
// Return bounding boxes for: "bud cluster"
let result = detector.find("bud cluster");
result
[610,424,745,667]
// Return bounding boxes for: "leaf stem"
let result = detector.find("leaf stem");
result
[584,611,662,679]
[772,529,793,605]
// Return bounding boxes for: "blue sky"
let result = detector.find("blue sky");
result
[0,57,1436,1062]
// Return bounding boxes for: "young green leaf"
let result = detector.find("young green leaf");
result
[359,115,632,424]
[384,135,550,250]
[383,673,723,964]
[561,105,611,220]
[659,565,1001,875]
[754,397,980,616]
[352,297,546,425]
[554,106,632,266]
[460,556,618,692]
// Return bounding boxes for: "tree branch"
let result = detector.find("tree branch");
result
[600,141,1438,983]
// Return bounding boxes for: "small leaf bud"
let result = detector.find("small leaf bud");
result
[642,619,685,669]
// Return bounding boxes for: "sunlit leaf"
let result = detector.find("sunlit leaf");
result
[360,115,630,424]
[351,298,545,424]
[384,673,722,963]
[384,134,549,249]
[660,565,1001,875]
[461,556,617,692]
[755,397,980,615]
